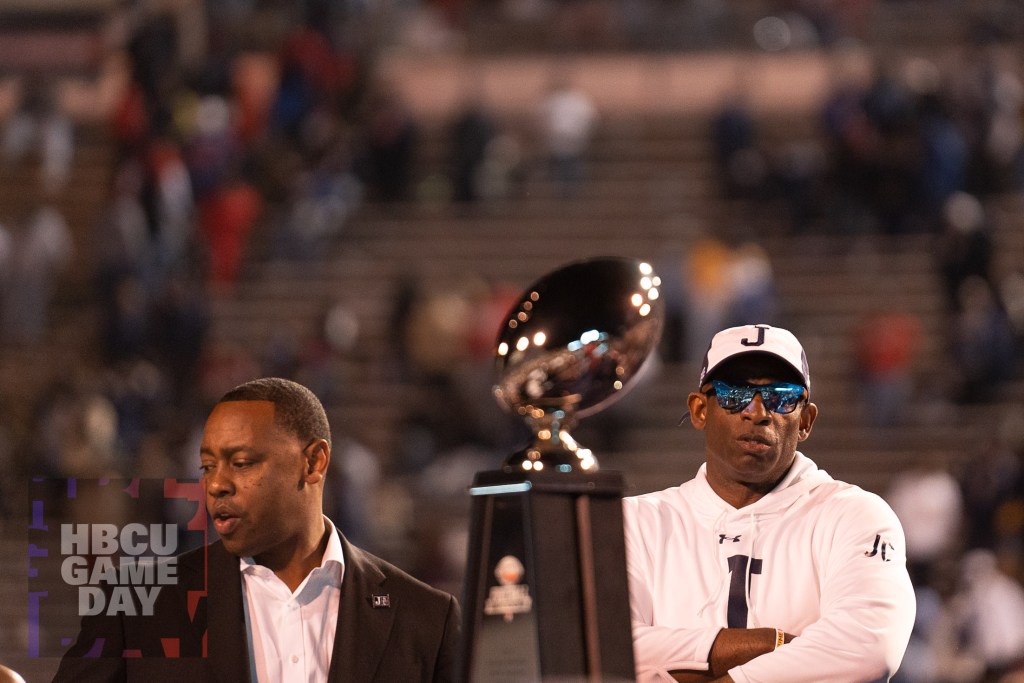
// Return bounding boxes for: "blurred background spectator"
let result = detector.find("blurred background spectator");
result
[446,92,496,204]
[0,203,73,346]
[1,77,74,195]
[537,73,597,197]
[854,309,922,427]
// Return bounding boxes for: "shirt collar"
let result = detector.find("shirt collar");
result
[320,516,345,575]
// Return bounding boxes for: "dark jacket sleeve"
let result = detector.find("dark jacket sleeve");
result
[51,597,127,683]
[51,550,210,683]
[433,593,461,683]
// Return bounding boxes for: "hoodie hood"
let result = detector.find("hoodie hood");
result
[686,451,834,527]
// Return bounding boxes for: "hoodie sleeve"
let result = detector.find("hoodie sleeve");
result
[727,491,917,683]
[623,496,722,680]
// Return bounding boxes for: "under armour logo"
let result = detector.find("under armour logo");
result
[864,534,893,562]
[719,534,742,544]
[372,594,391,608]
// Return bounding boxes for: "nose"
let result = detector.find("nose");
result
[204,464,234,498]
[741,391,772,423]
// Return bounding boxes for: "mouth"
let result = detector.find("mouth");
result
[210,506,242,536]
[736,434,772,455]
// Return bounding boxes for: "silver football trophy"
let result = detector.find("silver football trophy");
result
[460,257,664,682]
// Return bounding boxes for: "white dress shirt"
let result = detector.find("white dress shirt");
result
[240,517,345,683]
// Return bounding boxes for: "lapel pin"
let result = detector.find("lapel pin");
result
[372,594,390,608]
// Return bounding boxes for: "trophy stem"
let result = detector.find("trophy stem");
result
[502,409,598,473]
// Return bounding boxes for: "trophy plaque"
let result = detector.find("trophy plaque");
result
[460,257,664,682]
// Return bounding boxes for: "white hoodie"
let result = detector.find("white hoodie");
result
[623,453,916,683]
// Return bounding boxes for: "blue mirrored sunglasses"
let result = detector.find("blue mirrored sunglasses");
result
[707,380,806,414]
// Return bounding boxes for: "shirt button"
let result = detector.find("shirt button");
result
[292,655,299,664]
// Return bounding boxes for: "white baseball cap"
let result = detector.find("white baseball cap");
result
[698,324,810,392]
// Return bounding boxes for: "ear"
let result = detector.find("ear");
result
[687,391,709,430]
[303,439,331,484]
[797,402,818,441]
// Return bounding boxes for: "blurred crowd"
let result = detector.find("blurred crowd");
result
[712,48,1024,235]
[886,446,1024,683]
[0,0,605,591]
[0,2,395,534]
[0,1,1022,680]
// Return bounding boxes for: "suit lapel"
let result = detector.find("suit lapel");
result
[329,535,395,683]
[205,541,251,682]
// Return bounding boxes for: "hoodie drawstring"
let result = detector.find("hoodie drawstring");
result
[745,512,760,627]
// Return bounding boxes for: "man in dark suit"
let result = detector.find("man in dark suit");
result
[54,377,460,682]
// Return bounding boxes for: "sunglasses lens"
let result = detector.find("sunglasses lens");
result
[710,381,754,411]
[710,381,804,414]
[763,386,803,413]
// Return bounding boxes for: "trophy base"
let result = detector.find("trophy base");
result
[460,469,635,682]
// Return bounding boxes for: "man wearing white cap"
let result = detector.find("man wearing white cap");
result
[623,324,916,682]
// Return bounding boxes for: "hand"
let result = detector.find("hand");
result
[670,627,793,682]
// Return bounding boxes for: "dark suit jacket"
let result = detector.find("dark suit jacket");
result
[53,534,461,682]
